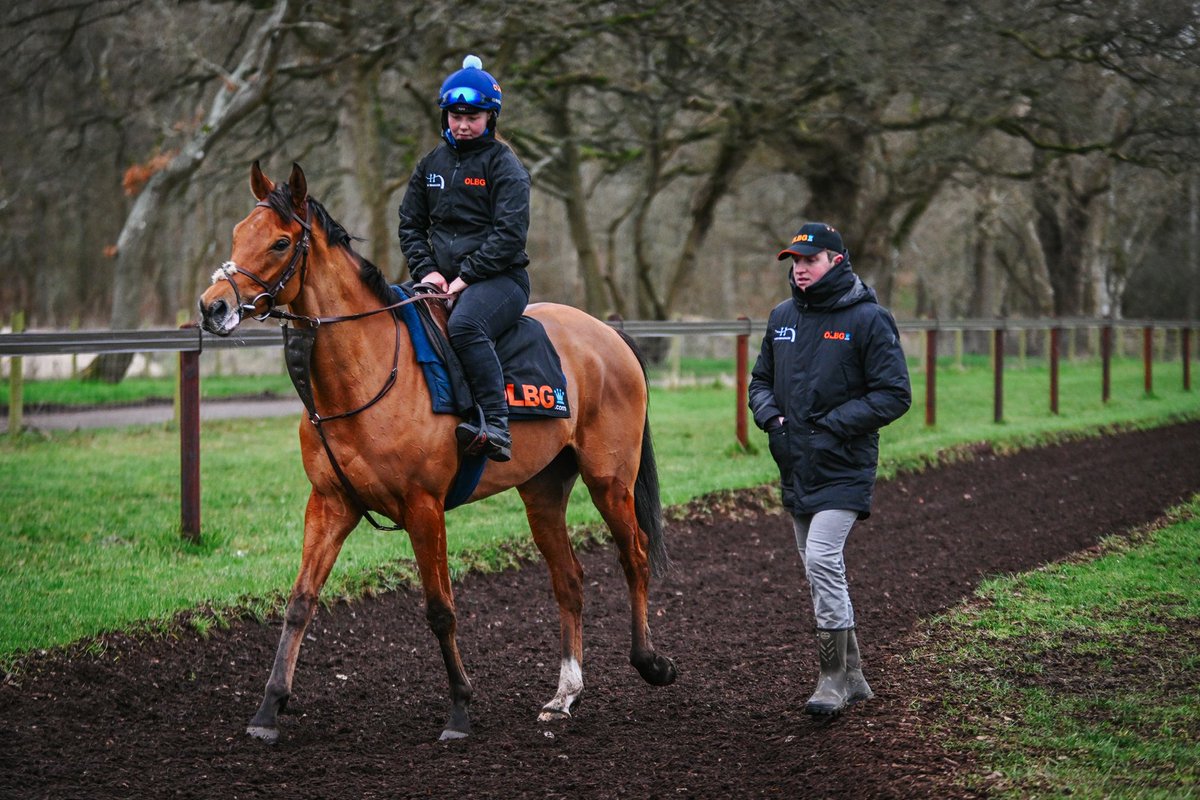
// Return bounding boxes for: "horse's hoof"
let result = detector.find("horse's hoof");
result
[246,725,279,744]
[633,653,678,687]
[538,707,572,722]
[439,728,469,741]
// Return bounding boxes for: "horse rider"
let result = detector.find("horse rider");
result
[398,55,532,462]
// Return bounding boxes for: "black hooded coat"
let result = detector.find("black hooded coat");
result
[748,258,911,517]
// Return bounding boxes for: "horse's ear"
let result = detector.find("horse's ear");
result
[250,161,273,201]
[288,163,308,213]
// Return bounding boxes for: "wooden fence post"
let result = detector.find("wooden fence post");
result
[925,327,937,427]
[7,311,25,434]
[735,317,749,450]
[1143,325,1153,396]
[993,327,1004,424]
[69,317,80,378]
[179,324,201,543]
[1184,327,1192,392]
[1101,324,1112,403]
[1049,326,1061,415]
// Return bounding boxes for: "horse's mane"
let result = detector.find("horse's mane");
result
[262,182,394,305]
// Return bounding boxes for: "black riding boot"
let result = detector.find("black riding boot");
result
[453,338,512,462]
[456,405,511,462]
[805,628,849,716]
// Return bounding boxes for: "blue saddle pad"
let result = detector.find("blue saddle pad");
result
[390,284,571,420]
[389,284,571,509]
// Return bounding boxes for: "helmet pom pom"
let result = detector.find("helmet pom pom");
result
[462,54,483,70]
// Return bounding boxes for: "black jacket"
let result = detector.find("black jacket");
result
[748,259,911,517]
[397,135,531,292]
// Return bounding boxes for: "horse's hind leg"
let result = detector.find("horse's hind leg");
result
[248,490,358,743]
[592,481,676,686]
[517,451,585,720]
[581,471,677,687]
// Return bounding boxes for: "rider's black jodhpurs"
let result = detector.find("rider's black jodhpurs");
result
[447,271,529,418]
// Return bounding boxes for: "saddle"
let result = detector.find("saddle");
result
[389,282,571,420]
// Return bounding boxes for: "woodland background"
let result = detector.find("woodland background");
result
[2,0,1198,350]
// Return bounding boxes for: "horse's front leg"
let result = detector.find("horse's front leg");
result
[247,490,359,743]
[405,495,473,740]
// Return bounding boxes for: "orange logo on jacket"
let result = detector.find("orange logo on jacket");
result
[463,176,487,187]
[824,330,852,341]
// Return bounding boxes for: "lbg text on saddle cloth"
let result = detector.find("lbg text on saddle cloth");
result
[398,55,531,462]
[749,222,911,717]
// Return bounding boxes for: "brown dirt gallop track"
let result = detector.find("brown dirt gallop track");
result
[2,421,1200,799]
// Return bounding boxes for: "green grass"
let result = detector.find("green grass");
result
[916,499,1200,798]
[0,353,1196,663]
[1,373,295,408]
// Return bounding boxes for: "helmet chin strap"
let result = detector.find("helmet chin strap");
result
[440,110,497,146]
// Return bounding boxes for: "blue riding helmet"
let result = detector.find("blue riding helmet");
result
[438,55,502,114]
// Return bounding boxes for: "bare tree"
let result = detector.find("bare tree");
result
[80,0,301,380]
[4,0,1198,338]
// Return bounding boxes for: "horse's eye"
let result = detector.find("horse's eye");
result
[272,238,290,252]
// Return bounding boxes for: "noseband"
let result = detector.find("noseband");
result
[212,200,312,321]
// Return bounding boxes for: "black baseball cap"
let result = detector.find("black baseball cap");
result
[777,222,844,260]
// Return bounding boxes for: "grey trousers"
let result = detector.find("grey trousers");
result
[792,509,859,630]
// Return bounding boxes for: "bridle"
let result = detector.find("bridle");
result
[210,197,456,531]
[212,199,454,328]
[212,200,313,322]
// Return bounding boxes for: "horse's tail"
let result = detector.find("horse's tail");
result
[615,330,671,577]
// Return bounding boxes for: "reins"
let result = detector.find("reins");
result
[216,198,455,532]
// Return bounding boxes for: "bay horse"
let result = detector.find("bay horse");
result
[197,162,676,743]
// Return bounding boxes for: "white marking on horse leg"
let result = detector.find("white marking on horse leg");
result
[538,657,583,721]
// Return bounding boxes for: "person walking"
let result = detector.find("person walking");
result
[397,55,531,462]
[748,221,912,715]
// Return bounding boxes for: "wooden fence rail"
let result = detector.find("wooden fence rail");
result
[2,317,1197,540]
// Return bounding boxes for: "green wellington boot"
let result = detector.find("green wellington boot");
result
[845,628,874,704]
[805,628,849,716]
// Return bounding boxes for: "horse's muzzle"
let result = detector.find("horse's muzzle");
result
[198,293,240,336]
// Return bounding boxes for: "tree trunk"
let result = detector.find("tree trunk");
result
[337,61,392,275]
[1190,173,1199,321]
[546,95,608,316]
[84,0,298,382]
